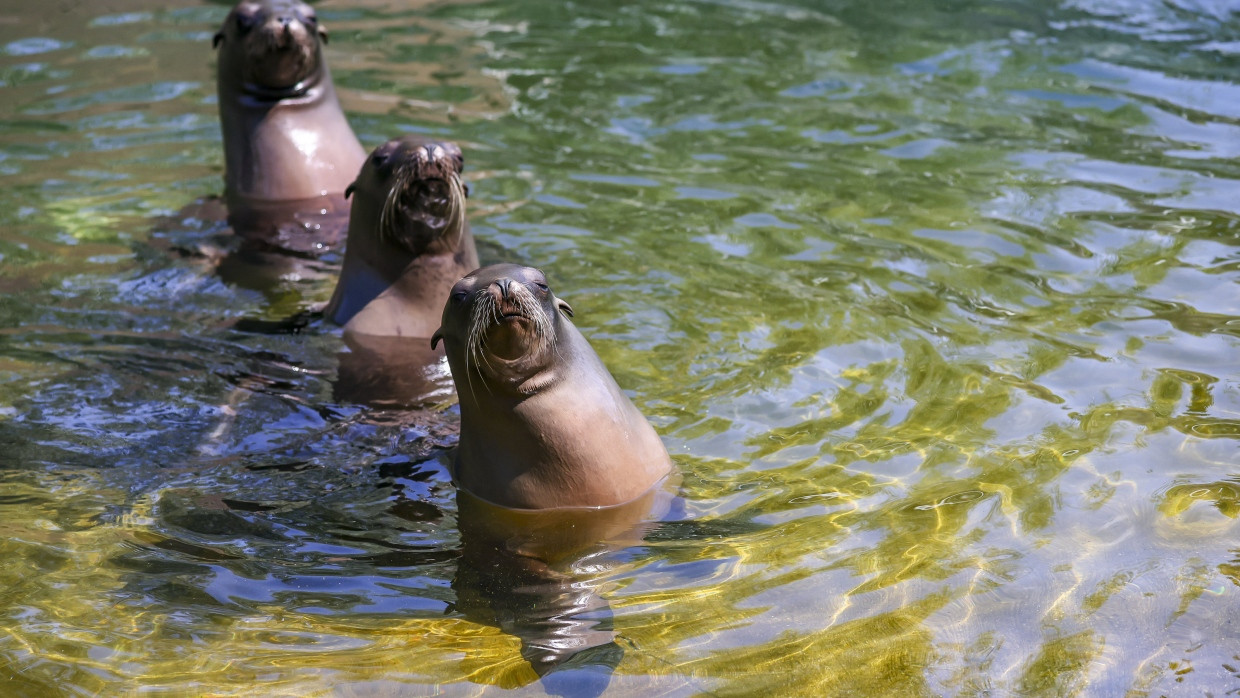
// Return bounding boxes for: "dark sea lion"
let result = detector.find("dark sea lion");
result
[325,135,478,407]
[213,0,365,255]
[431,264,672,509]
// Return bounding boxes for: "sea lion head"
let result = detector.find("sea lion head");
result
[214,0,326,98]
[346,135,469,257]
[433,264,575,393]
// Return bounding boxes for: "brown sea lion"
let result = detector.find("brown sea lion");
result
[431,264,673,509]
[325,135,478,337]
[325,135,478,407]
[213,0,364,255]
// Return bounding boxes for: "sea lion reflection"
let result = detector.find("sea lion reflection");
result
[453,484,671,693]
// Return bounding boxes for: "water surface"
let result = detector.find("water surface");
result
[1,0,1239,694]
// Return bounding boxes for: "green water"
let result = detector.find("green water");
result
[2,0,1239,694]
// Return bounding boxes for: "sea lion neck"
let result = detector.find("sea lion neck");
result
[454,355,563,400]
[465,328,574,398]
[235,71,324,104]
[515,367,564,396]
[217,65,360,205]
[499,360,565,397]
[343,216,464,282]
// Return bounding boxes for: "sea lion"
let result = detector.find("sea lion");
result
[323,135,478,407]
[213,0,365,255]
[325,135,478,337]
[431,264,672,509]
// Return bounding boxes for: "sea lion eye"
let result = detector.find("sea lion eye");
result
[234,12,257,32]
[451,289,470,302]
[534,282,549,293]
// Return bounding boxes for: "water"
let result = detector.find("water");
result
[2,0,1239,694]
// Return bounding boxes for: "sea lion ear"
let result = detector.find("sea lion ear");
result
[213,32,225,49]
[430,329,444,350]
[556,298,574,318]
[318,26,329,44]
[344,181,355,199]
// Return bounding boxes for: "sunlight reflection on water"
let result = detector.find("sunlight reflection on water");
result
[0,0,1239,694]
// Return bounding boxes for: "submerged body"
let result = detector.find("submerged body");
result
[214,0,365,254]
[433,264,672,509]
[454,485,674,681]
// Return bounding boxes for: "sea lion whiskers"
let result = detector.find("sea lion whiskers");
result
[378,160,466,253]
[465,289,494,373]
[465,283,555,375]
[377,160,411,249]
[460,288,493,401]
[462,333,486,403]
[446,173,467,250]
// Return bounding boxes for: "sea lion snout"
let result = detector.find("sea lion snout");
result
[437,266,570,377]
[217,0,324,94]
[362,136,468,254]
[488,277,534,323]
[254,6,313,51]
[467,274,555,366]
[400,141,464,183]
[480,276,540,323]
